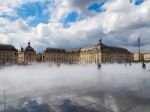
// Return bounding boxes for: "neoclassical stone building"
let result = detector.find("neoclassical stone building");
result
[18,42,36,64]
[133,53,144,62]
[99,42,132,63]
[65,49,80,64]
[42,48,66,63]
[0,40,133,65]
[0,44,18,65]
[43,48,81,64]
[143,53,150,61]
[80,46,100,64]
[42,40,133,64]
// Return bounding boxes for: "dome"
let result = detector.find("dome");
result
[25,42,35,52]
[25,46,35,52]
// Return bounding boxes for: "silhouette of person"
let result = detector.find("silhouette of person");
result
[142,62,146,69]
[57,63,60,67]
[97,63,101,69]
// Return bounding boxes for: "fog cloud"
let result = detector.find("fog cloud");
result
[0,63,150,98]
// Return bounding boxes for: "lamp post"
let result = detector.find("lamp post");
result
[99,38,102,63]
[99,38,102,45]
[138,37,141,62]
[97,38,102,69]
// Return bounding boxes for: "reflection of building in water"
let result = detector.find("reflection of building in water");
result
[43,40,133,64]
[0,44,18,65]
[18,42,36,64]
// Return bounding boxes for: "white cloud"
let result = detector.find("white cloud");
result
[0,0,150,53]
[0,17,10,25]
[47,0,71,22]
[48,0,106,22]
[0,5,15,15]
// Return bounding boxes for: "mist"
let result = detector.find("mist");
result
[0,63,150,98]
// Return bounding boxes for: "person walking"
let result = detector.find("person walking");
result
[97,63,101,69]
[142,62,146,69]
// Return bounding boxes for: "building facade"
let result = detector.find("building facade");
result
[100,43,132,63]
[133,53,144,62]
[0,40,133,65]
[36,53,43,62]
[80,46,100,64]
[42,48,66,63]
[143,53,150,62]
[42,41,133,64]
[0,44,18,65]
[18,42,36,64]
[66,49,80,64]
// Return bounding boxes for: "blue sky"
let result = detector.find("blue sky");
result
[130,0,144,5]
[88,1,106,13]
[0,0,144,27]
[16,1,50,27]
[63,11,79,28]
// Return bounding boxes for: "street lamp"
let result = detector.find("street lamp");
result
[99,38,102,45]
[138,37,141,62]
[99,38,102,63]
[97,38,102,69]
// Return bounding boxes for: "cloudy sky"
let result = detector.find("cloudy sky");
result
[0,0,149,52]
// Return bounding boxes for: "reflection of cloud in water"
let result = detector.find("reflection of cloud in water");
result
[0,63,150,96]
[104,94,120,112]
[59,99,98,112]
